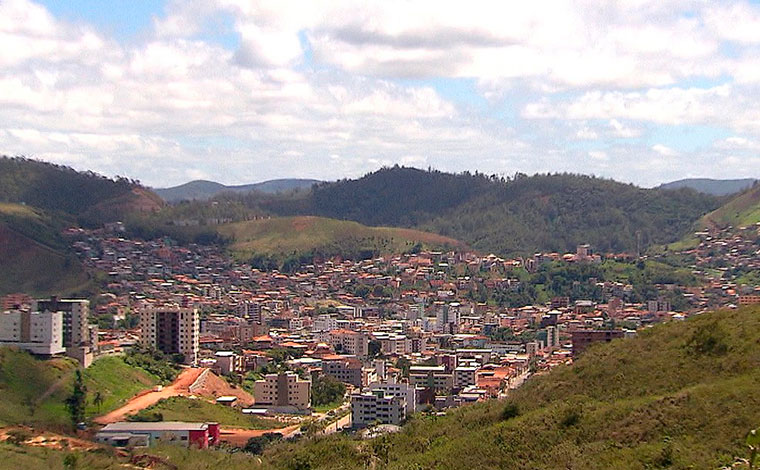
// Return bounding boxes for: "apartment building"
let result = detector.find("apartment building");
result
[368,380,418,414]
[139,304,199,365]
[453,366,478,389]
[329,329,369,356]
[0,310,64,355]
[253,371,311,411]
[33,297,89,349]
[351,390,406,428]
[408,365,454,392]
[322,357,364,387]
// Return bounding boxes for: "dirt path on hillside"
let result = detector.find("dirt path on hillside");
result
[217,424,301,446]
[93,368,206,424]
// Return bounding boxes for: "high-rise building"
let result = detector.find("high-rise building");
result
[253,372,311,410]
[436,302,460,334]
[139,304,199,365]
[0,310,64,355]
[33,297,89,349]
[546,325,559,349]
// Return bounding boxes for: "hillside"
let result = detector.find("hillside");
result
[0,156,162,225]
[0,350,158,429]
[155,178,320,202]
[288,167,721,255]
[263,305,760,469]
[0,203,90,296]
[3,306,760,469]
[697,183,760,230]
[0,157,164,294]
[218,215,465,266]
[659,178,757,196]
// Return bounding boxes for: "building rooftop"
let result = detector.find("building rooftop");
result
[99,421,210,432]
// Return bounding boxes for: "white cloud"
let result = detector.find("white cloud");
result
[652,144,678,157]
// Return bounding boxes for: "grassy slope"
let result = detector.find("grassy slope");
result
[3,307,760,468]
[0,203,91,296]
[83,356,158,418]
[131,396,286,430]
[218,215,465,259]
[269,305,760,470]
[698,183,760,230]
[0,350,159,428]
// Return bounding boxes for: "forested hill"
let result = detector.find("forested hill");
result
[0,157,163,295]
[0,156,163,226]
[278,167,722,255]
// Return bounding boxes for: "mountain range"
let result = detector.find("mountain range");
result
[657,177,757,196]
[154,178,320,202]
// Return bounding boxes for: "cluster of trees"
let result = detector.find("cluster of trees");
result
[311,375,346,407]
[124,346,181,383]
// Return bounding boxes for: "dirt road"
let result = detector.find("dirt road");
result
[93,367,206,424]
[217,424,301,446]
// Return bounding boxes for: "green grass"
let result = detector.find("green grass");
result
[699,184,760,229]
[83,355,159,418]
[312,400,344,413]
[0,349,162,429]
[130,396,287,430]
[218,215,464,260]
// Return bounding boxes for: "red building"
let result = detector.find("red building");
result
[570,329,624,357]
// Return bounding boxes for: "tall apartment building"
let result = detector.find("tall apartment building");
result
[329,329,369,356]
[453,366,478,389]
[139,305,199,365]
[408,365,454,392]
[253,372,311,411]
[351,390,406,428]
[33,297,89,349]
[0,310,64,355]
[436,302,460,334]
[322,357,364,387]
[546,325,560,349]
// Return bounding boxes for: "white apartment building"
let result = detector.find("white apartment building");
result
[253,372,311,410]
[139,304,199,365]
[312,314,338,332]
[351,390,406,428]
[0,310,64,355]
[368,380,417,414]
[435,302,460,334]
[32,297,89,349]
[329,329,369,356]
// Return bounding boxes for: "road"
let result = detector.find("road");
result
[93,367,206,424]
[217,424,301,446]
[321,412,351,435]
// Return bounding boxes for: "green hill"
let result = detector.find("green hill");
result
[218,215,464,262]
[0,157,165,294]
[264,305,760,469]
[249,167,722,256]
[697,183,760,230]
[0,203,90,296]
[0,350,158,429]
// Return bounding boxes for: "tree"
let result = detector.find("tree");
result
[93,391,104,413]
[311,374,346,407]
[66,369,87,426]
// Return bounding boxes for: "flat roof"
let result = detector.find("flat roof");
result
[99,421,208,432]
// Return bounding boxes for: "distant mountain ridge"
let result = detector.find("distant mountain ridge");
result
[264,166,723,255]
[658,177,757,195]
[155,178,321,202]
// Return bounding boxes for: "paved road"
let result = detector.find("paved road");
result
[321,412,351,435]
[93,368,206,424]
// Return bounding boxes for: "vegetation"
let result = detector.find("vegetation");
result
[311,375,346,409]
[65,370,87,426]
[127,397,287,430]
[82,356,158,417]
[285,167,722,255]
[218,215,462,270]
[697,181,760,230]
[123,346,182,383]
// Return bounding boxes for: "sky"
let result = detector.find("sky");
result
[2,1,760,188]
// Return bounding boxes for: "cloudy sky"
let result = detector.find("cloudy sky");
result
[2,0,760,188]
